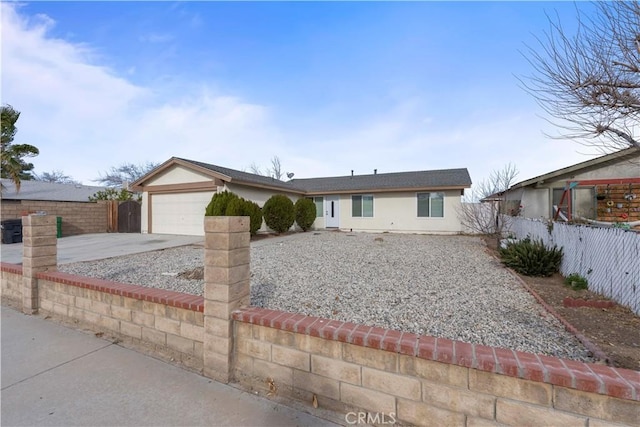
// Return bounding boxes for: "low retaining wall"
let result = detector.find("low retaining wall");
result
[1,215,638,426]
[232,307,639,426]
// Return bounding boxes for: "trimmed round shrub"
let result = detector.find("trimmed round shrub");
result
[205,191,239,216]
[242,199,263,236]
[262,194,295,233]
[205,191,263,236]
[294,198,317,231]
[225,197,244,216]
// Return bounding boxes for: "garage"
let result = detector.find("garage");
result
[150,191,214,236]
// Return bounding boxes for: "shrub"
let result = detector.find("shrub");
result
[242,199,263,235]
[262,194,295,233]
[564,273,588,290]
[225,197,244,216]
[294,198,317,231]
[499,237,563,277]
[205,191,239,216]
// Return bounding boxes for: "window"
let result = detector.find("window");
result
[417,192,444,217]
[307,197,323,217]
[352,195,373,217]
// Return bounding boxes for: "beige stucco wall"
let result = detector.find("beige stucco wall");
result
[330,190,463,234]
[223,183,299,207]
[147,165,212,185]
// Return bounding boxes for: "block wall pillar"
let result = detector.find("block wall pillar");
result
[202,216,251,383]
[21,214,57,314]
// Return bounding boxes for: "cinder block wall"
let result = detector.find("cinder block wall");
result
[232,308,639,426]
[2,215,638,426]
[1,200,108,236]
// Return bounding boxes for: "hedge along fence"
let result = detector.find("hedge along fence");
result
[1,214,638,426]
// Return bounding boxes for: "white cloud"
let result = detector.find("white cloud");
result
[1,4,283,184]
[1,3,607,191]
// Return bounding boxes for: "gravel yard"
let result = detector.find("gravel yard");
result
[59,231,593,361]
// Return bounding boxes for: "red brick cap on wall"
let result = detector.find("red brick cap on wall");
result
[232,306,640,402]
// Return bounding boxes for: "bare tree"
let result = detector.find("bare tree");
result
[521,1,640,152]
[34,170,80,184]
[268,156,283,180]
[94,162,159,188]
[247,156,285,180]
[458,164,519,236]
[248,162,263,175]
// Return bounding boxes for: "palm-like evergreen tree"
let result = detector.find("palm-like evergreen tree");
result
[1,104,39,192]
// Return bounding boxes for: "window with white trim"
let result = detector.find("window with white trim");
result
[417,192,444,217]
[307,197,324,217]
[352,195,374,217]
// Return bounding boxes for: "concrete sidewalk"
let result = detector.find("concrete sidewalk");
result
[0,306,341,427]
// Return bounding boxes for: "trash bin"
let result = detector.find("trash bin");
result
[56,216,62,238]
[1,219,23,244]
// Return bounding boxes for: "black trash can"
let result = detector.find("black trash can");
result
[1,219,23,244]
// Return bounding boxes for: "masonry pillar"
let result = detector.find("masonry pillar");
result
[203,216,251,383]
[21,214,57,314]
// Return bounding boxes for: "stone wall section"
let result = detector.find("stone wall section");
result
[1,214,638,426]
[232,308,640,426]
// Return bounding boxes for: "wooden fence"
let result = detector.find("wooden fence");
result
[508,217,640,315]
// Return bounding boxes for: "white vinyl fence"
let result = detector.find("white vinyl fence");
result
[508,217,640,315]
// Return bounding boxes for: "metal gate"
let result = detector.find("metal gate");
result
[117,200,141,233]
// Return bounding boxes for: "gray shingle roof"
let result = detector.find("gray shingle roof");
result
[0,179,107,202]
[290,169,472,193]
[177,158,471,194]
[176,158,303,192]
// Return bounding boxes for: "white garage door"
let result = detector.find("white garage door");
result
[151,192,214,236]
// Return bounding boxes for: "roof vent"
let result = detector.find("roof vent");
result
[374,169,377,175]
[351,170,354,178]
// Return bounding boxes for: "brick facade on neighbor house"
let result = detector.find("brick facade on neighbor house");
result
[1,200,108,236]
[1,215,638,426]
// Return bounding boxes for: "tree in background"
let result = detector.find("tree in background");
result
[248,156,286,180]
[34,170,80,184]
[88,188,138,202]
[94,162,159,188]
[522,1,640,152]
[458,164,519,237]
[1,104,39,191]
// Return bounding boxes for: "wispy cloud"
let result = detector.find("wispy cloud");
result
[1,4,283,184]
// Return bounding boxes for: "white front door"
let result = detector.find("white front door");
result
[325,195,340,228]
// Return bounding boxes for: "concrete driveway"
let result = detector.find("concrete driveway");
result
[1,233,204,265]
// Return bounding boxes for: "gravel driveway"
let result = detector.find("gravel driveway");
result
[59,231,593,361]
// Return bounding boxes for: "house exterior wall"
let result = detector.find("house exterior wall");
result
[223,183,299,207]
[147,165,212,185]
[510,159,640,220]
[334,190,463,234]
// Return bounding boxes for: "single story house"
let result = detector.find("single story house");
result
[130,157,472,236]
[502,147,640,222]
[0,179,109,236]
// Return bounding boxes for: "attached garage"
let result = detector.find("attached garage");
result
[132,157,305,236]
[150,191,214,236]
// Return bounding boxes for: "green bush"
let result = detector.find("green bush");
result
[564,273,588,290]
[243,199,263,235]
[262,194,295,233]
[499,237,563,277]
[294,198,317,231]
[205,191,238,216]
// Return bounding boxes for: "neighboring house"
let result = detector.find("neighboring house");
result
[502,148,640,222]
[0,179,109,236]
[130,157,472,236]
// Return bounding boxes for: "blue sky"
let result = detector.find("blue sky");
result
[2,1,604,188]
